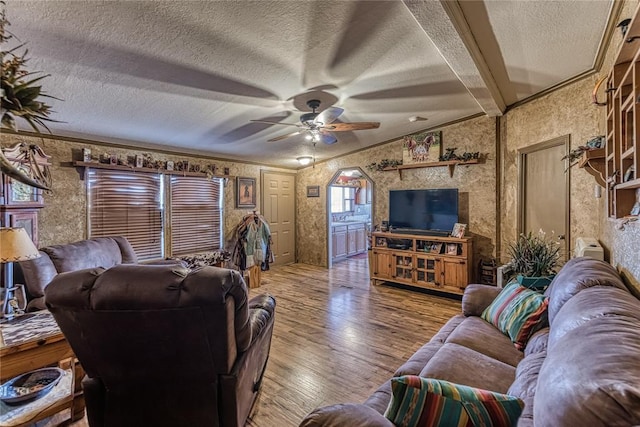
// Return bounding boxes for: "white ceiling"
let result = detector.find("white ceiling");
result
[5,1,614,168]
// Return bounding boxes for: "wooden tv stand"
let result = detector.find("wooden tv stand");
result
[371,231,473,296]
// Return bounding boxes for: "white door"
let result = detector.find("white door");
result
[519,135,570,260]
[261,171,295,265]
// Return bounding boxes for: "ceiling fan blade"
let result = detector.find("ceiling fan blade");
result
[250,119,301,128]
[316,107,344,125]
[268,131,303,142]
[324,122,380,132]
[319,131,338,145]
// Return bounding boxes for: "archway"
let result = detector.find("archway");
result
[326,167,374,268]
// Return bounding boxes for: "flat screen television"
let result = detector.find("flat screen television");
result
[388,188,458,234]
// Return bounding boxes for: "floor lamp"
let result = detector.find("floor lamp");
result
[0,228,40,319]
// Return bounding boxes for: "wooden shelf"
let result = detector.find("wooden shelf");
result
[615,3,640,64]
[72,161,234,180]
[617,178,640,189]
[622,146,635,159]
[605,4,640,218]
[383,159,480,180]
[578,148,606,187]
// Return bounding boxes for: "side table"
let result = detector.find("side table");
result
[0,311,85,426]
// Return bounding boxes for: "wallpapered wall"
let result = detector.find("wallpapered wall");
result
[296,115,498,267]
[500,77,604,262]
[0,134,291,249]
[501,0,640,284]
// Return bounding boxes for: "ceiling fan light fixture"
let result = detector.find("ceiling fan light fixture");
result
[297,156,313,166]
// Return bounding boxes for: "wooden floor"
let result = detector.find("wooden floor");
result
[55,257,461,427]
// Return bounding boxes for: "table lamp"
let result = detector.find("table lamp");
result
[0,228,40,319]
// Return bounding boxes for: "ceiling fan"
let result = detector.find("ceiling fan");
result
[250,99,380,144]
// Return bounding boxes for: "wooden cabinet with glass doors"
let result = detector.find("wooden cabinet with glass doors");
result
[371,232,473,296]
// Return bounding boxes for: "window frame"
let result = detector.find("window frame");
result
[87,168,224,260]
[168,175,223,256]
[87,168,165,261]
[330,186,356,213]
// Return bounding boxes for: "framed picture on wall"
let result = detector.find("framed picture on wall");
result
[307,185,320,197]
[236,177,257,208]
[402,130,442,164]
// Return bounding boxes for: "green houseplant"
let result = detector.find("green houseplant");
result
[506,231,561,291]
[0,2,57,190]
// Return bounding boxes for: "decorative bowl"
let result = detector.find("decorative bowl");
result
[0,367,64,405]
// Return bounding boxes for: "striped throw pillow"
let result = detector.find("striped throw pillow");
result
[481,281,549,350]
[384,376,524,427]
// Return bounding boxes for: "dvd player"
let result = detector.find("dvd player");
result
[386,237,412,250]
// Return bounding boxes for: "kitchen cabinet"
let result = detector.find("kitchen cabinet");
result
[347,227,357,255]
[331,222,368,261]
[355,179,372,204]
[355,226,367,252]
[332,225,348,259]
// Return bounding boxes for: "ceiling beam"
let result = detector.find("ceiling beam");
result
[403,0,505,116]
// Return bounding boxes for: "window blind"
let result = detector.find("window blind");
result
[170,176,222,256]
[88,169,164,260]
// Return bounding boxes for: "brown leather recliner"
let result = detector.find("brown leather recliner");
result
[18,236,140,312]
[45,263,276,427]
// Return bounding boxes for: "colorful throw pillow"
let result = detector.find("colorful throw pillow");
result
[481,281,548,350]
[384,376,524,427]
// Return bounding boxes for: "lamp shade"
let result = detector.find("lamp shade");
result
[0,228,40,263]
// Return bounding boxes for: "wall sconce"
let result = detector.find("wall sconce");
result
[297,156,313,166]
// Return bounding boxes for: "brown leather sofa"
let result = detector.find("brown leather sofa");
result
[45,263,276,427]
[17,236,140,312]
[300,257,640,426]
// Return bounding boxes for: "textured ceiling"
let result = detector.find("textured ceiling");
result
[4,1,614,168]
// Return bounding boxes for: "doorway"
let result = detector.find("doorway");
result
[327,167,374,268]
[518,135,570,260]
[261,171,296,265]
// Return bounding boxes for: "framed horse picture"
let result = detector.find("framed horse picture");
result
[402,131,442,164]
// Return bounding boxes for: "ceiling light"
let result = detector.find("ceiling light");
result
[297,156,313,166]
[409,116,428,122]
[305,134,312,140]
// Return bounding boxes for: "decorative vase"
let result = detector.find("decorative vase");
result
[516,274,556,292]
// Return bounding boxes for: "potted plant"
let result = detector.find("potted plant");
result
[505,230,561,291]
[0,5,57,190]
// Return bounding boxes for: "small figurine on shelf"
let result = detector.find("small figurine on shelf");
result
[440,147,458,161]
[142,154,154,168]
[365,159,403,171]
[460,151,480,161]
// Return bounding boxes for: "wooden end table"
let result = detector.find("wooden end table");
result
[0,311,85,426]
